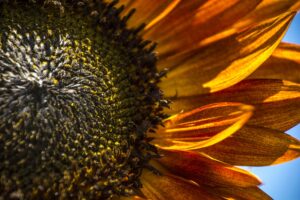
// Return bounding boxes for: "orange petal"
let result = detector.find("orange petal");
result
[151,102,253,150]
[249,42,300,83]
[233,0,300,31]
[144,0,181,30]
[116,0,180,29]
[159,12,294,97]
[119,196,146,200]
[169,79,300,131]
[215,186,272,200]
[200,0,300,48]
[140,170,221,200]
[201,125,300,166]
[158,150,261,187]
[144,0,261,57]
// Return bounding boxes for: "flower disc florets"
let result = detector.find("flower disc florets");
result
[0,1,166,199]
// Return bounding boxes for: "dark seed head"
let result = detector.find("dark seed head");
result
[0,1,166,199]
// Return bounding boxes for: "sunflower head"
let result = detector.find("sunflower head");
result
[0,1,167,199]
[1,0,300,200]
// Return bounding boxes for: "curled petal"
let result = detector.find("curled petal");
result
[249,42,300,83]
[159,12,294,97]
[151,102,253,150]
[157,150,261,187]
[201,125,300,166]
[169,79,300,131]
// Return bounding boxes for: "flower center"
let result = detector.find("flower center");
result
[0,1,165,199]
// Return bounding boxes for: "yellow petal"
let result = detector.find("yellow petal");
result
[151,102,253,150]
[158,150,261,187]
[249,42,300,82]
[169,79,300,131]
[201,125,300,166]
[159,12,294,97]
[144,0,261,57]
[141,170,221,200]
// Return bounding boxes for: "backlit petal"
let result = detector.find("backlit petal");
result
[200,0,300,48]
[249,42,300,82]
[169,79,300,131]
[201,125,300,166]
[151,102,253,150]
[159,12,294,97]
[233,0,300,31]
[144,0,261,57]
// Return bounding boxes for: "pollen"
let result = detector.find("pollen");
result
[0,1,167,199]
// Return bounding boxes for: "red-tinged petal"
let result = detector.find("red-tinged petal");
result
[159,12,294,97]
[169,79,300,131]
[201,125,300,166]
[215,186,272,200]
[249,42,300,83]
[157,150,261,188]
[140,170,221,200]
[144,0,261,57]
[151,102,253,150]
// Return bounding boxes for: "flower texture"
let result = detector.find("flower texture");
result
[0,0,300,199]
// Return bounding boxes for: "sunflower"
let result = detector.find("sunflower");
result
[0,0,300,199]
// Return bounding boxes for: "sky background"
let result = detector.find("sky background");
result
[246,13,300,200]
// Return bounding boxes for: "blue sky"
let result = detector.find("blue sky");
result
[246,13,300,200]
